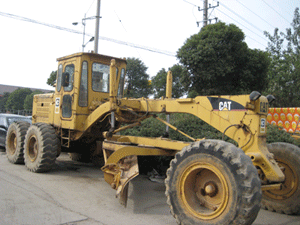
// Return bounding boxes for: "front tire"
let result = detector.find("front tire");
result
[262,142,300,215]
[24,123,59,172]
[6,121,30,164]
[165,140,262,225]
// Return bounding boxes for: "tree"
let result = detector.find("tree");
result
[244,48,271,92]
[0,92,10,112]
[177,22,270,96]
[151,64,187,98]
[47,71,57,87]
[5,88,32,111]
[124,58,152,98]
[264,8,300,107]
[24,90,44,110]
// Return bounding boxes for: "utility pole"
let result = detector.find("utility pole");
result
[197,1,219,28]
[203,0,208,27]
[82,14,87,52]
[94,0,101,53]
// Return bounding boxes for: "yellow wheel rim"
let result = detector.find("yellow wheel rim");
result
[27,135,38,162]
[179,162,229,220]
[7,131,17,155]
[264,158,298,199]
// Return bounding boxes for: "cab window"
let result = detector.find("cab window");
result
[118,68,126,98]
[64,64,75,92]
[56,64,63,92]
[79,61,88,107]
[92,63,109,93]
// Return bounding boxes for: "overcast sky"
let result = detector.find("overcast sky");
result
[0,0,298,90]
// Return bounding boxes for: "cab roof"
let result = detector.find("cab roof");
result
[56,52,127,63]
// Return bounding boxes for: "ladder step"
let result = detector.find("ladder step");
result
[61,128,71,148]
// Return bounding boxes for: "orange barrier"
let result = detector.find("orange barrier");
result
[267,108,300,133]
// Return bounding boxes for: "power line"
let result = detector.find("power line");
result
[182,0,199,24]
[86,0,96,14]
[114,10,144,60]
[182,0,198,7]
[261,0,290,24]
[0,11,176,57]
[0,11,82,34]
[235,0,276,29]
[215,8,267,48]
[114,10,128,33]
[272,0,295,17]
[221,2,268,41]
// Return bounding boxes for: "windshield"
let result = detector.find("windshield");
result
[92,63,110,93]
[118,68,126,98]
[64,64,75,92]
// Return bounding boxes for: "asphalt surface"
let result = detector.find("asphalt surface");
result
[0,150,300,225]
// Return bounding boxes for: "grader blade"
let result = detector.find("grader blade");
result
[101,142,139,207]
[116,156,139,207]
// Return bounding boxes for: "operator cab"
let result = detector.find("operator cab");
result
[53,52,127,130]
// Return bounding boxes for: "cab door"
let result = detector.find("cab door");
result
[61,63,75,119]
[54,61,76,128]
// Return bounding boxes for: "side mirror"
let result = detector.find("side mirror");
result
[266,95,275,104]
[62,72,70,87]
[249,91,261,101]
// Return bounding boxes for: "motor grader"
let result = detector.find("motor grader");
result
[6,52,300,225]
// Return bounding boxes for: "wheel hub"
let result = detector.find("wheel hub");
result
[8,132,17,155]
[28,135,38,162]
[180,163,229,220]
[264,159,298,199]
[203,181,218,197]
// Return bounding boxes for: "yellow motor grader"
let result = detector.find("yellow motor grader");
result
[6,52,300,225]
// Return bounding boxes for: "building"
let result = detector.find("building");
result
[0,84,53,96]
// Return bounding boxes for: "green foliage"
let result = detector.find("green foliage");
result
[0,92,10,111]
[169,114,235,144]
[187,90,198,98]
[121,115,300,175]
[47,71,57,87]
[177,22,270,96]
[151,64,187,98]
[120,113,237,175]
[151,68,168,98]
[122,114,298,147]
[245,49,271,91]
[264,7,300,107]
[5,88,32,110]
[266,124,298,146]
[121,114,234,144]
[169,114,214,141]
[121,116,165,137]
[24,90,44,110]
[124,58,152,98]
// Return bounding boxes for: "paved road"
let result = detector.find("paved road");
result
[0,151,300,225]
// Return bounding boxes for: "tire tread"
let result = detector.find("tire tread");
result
[262,142,300,215]
[24,123,59,173]
[165,139,262,225]
[6,121,30,164]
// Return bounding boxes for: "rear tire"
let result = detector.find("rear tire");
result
[24,123,59,172]
[6,121,30,164]
[165,140,262,225]
[262,142,300,215]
